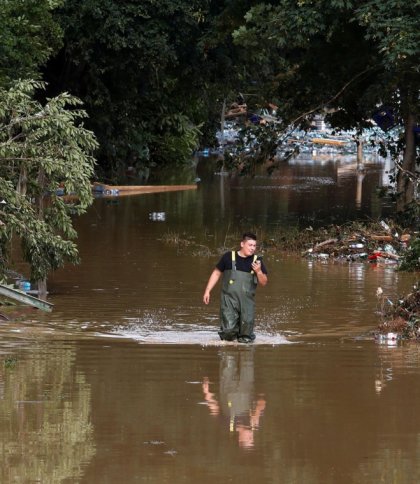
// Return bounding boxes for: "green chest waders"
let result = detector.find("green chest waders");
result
[219,252,258,342]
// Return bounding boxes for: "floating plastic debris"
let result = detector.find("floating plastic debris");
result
[17,280,31,292]
[377,332,399,347]
[104,189,119,196]
[149,212,166,221]
[380,221,390,232]
[349,243,364,249]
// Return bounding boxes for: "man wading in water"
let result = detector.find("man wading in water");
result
[203,232,268,343]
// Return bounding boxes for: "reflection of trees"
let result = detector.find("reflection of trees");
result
[0,346,95,483]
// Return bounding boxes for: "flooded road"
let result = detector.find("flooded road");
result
[1,155,419,483]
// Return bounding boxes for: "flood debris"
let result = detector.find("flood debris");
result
[163,449,178,456]
[160,221,418,269]
[302,220,415,265]
[375,284,420,341]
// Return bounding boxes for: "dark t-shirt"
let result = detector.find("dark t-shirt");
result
[216,251,268,274]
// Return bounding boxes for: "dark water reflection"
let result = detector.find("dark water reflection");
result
[197,152,394,229]
[2,154,420,483]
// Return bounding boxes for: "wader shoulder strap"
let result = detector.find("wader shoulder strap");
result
[232,252,258,273]
[229,251,237,284]
[231,251,236,272]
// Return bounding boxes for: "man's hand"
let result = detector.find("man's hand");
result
[251,260,262,273]
[252,261,268,286]
[203,268,222,304]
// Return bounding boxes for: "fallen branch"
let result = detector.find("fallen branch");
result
[370,235,394,242]
[314,238,338,250]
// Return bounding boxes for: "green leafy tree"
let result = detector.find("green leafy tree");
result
[0,0,63,87]
[0,80,97,298]
[44,0,214,179]
[231,0,419,215]
[42,0,264,179]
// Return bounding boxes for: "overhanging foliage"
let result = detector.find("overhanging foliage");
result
[0,80,97,282]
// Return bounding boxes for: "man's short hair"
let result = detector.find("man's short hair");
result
[242,232,257,241]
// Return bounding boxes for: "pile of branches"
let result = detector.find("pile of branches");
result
[377,285,420,339]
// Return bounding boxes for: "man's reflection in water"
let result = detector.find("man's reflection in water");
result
[202,348,266,449]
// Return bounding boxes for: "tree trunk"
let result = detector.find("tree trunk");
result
[220,98,226,153]
[16,165,28,196]
[35,168,48,299]
[36,167,46,219]
[396,85,417,213]
[396,112,416,212]
[37,278,47,301]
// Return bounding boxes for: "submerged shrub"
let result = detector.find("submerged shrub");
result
[399,238,420,272]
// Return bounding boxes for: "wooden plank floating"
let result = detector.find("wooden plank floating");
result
[311,138,347,146]
[92,183,197,197]
[0,284,53,312]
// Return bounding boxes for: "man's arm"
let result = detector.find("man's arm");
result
[203,268,222,304]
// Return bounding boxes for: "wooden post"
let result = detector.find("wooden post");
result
[356,138,363,165]
[220,98,226,153]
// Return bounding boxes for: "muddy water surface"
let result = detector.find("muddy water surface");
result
[1,156,419,483]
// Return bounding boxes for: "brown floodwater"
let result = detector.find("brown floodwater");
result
[1,155,419,483]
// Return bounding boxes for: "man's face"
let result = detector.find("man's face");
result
[241,238,257,256]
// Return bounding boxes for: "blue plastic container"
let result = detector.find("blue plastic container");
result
[21,281,31,292]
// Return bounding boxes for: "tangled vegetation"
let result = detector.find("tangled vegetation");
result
[376,285,420,340]
[399,238,420,272]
